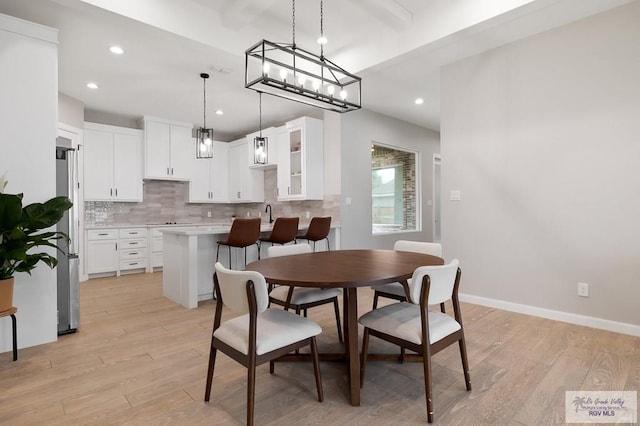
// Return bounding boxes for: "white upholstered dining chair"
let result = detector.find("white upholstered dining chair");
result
[204,262,324,426]
[371,240,444,311]
[359,259,472,423]
[267,243,343,342]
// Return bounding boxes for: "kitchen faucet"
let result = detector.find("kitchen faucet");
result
[265,204,273,224]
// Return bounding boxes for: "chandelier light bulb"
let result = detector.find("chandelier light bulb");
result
[204,136,212,146]
[199,142,208,153]
[262,62,270,74]
[312,79,321,91]
[340,89,347,100]
[317,36,328,45]
[327,85,335,96]
[298,74,306,86]
[279,68,288,81]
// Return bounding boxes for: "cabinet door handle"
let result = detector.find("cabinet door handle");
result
[167,167,170,175]
[171,167,174,175]
[130,242,138,245]
[115,188,118,196]
[98,233,108,236]
[115,243,118,251]
[129,252,138,256]
[110,188,113,196]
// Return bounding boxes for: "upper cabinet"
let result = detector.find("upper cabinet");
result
[276,117,324,201]
[188,141,229,203]
[228,138,264,203]
[141,116,193,180]
[83,122,143,202]
[246,126,278,170]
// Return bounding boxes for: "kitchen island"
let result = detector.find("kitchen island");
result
[160,223,340,308]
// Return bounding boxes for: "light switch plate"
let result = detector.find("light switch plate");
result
[450,190,461,201]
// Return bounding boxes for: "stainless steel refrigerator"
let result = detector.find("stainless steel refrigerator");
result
[56,137,80,335]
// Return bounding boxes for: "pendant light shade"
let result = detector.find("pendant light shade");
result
[196,73,214,159]
[253,92,268,164]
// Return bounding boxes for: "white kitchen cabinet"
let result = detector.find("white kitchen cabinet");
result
[150,228,164,270]
[246,126,278,169]
[86,228,148,277]
[83,122,143,202]
[118,228,148,272]
[188,141,229,203]
[276,116,324,201]
[142,116,193,180]
[86,229,118,274]
[228,138,264,203]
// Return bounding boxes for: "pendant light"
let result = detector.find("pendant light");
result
[245,0,361,113]
[196,72,214,159]
[253,92,268,164]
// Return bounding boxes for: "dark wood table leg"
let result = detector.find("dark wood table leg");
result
[345,287,360,406]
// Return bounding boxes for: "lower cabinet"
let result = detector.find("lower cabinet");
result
[86,230,118,274]
[86,227,148,277]
[150,228,164,270]
[118,228,148,273]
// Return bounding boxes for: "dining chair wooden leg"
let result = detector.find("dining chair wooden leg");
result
[459,337,472,391]
[326,237,330,251]
[400,346,406,363]
[310,337,324,402]
[204,344,218,402]
[422,346,434,423]
[333,298,343,342]
[372,293,379,309]
[247,357,257,426]
[269,360,275,374]
[440,302,446,313]
[359,328,370,388]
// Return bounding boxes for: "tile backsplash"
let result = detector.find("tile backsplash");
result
[85,170,340,227]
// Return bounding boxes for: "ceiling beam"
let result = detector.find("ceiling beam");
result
[349,0,413,31]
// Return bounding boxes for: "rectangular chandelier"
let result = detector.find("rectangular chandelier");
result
[245,40,361,113]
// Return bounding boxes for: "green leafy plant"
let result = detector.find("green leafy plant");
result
[0,193,73,280]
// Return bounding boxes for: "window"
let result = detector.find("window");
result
[371,144,419,234]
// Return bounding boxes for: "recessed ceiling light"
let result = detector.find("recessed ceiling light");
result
[109,45,124,55]
[215,110,224,115]
[86,82,99,89]
[414,98,424,105]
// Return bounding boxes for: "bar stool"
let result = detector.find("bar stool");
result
[0,307,17,361]
[296,216,331,251]
[258,217,299,255]
[216,218,261,269]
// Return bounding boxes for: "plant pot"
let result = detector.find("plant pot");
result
[0,277,15,313]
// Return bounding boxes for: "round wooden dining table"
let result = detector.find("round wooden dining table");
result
[245,249,444,406]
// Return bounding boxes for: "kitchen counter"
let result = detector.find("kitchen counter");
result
[161,223,341,309]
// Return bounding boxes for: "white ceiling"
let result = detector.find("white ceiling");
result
[0,0,634,140]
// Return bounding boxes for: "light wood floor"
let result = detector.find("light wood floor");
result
[0,272,638,425]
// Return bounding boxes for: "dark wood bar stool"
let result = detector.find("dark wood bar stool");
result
[296,216,331,251]
[216,218,261,269]
[258,217,299,255]
[0,307,18,361]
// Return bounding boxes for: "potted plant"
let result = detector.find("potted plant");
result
[0,178,72,312]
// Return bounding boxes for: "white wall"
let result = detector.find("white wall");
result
[440,2,640,332]
[58,92,84,129]
[340,109,440,249]
[0,14,59,351]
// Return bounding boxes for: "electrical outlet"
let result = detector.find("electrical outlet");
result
[578,282,589,297]
[305,211,310,219]
[207,211,212,218]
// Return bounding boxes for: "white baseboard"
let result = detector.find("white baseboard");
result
[459,293,640,337]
